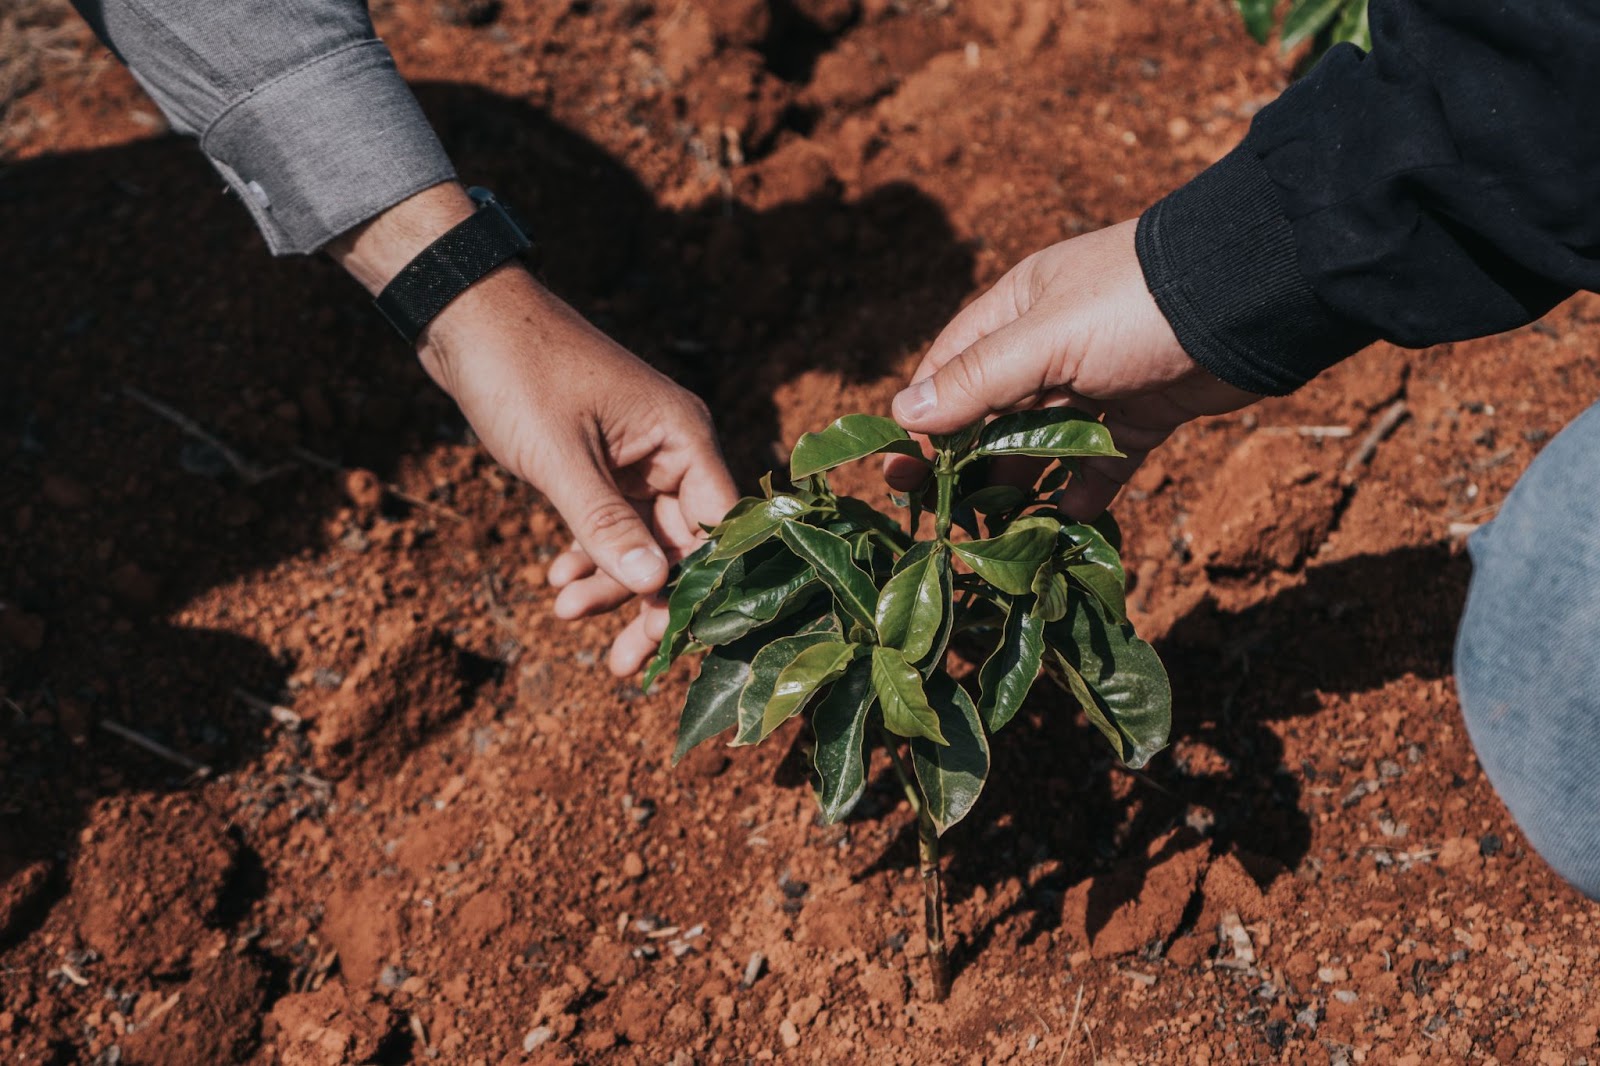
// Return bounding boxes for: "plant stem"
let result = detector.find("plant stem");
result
[878,729,952,1003]
[934,451,956,542]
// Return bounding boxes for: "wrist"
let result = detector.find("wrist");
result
[326,181,477,295]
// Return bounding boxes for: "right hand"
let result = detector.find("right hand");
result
[885,219,1261,516]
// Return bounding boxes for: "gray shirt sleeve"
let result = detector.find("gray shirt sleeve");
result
[73,0,457,255]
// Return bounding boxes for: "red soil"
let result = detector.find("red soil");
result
[2,1,1597,1062]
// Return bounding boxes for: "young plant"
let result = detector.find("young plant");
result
[1237,0,1370,54]
[643,410,1171,1001]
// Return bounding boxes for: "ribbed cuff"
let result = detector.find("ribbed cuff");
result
[201,40,456,255]
[1136,141,1375,396]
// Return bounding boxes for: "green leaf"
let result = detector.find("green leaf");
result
[644,541,735,688]
[929,423,983,456]
[758,641,861,741]
[1043,596,1171,768]
[871,646,946,745]
[975,409,1122,461]
[916,546,956,676]
[978,596,1046,732]
[951,521,1057,596]
[790,415,922,480]
[708,494,811,561]
[673,635,763,763]
[875,543,948,661]
[811,660,876,824]
[1236,0,1275,42]
[1281,0,1346,51]
[911,674,990,835]
[960,484,1028,516]
[1031,566,1071,623]
[779,522,880,631]
[1061,522,1127,623]
[1038,461,1072,498]
[1332,0,1370,48]
[708,549,815,617]
[830,494,908,543]
[731,633,840,746]
[1089,510,1123,553]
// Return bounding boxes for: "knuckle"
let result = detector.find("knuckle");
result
[580,497,640,541]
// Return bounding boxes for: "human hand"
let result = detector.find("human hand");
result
[422,270,737,675]
[330,184,737,677]
[885,219,1260,516]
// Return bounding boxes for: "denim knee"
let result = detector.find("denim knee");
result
[1455,401,1600,899]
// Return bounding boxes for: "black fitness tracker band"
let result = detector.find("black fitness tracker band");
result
[373,186,537,345]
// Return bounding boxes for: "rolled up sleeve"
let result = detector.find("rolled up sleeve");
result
[73,0,456,254]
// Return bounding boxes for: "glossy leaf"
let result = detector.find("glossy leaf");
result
[673,635,763,763]
[694,548,817,640]
[960,484,1028,516]
[779,522,880,631]
[1037,461,1072,499]
[731,632,840,746]
[1031,566,1071,623]
[1236,0,1274,42]
[1061,522,1127,622]
[759,641,861,740]
[832,494,909,545]
[977,595,1046,732]
[790,415,922,480]
[1280,0,1346,50]
[951,521,1056,596]
[875,543,949,661]
[975,409,1122,461]
[1044,596,1171,768]
[915,546,956,676]
[1089,510,1123,553]
[811,659,876,823]
[644,541,734,688]
[871,646,946,745]
[911,674,990,835]
[708,494,810,561]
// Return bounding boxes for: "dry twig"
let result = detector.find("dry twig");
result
[100,718,212,777]
[1344,400,1409,473]
[122,385,290,484]
[232,687,302,729]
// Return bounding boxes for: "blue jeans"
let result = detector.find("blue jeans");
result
[1457,400,1600,899]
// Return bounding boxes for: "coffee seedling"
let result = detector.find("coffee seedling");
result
[644,410,1171,1001]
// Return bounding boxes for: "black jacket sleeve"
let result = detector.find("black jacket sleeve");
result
[1136,0,1600,396]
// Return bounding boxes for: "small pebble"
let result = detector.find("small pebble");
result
[522,1027,554,1051]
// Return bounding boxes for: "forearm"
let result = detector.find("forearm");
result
[72,0,455,254]
[1138,0,1600,395]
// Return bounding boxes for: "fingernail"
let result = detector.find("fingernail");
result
[895,380,935,422]
[619,545,667,587]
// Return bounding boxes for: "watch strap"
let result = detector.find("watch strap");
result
[374,191,534,345]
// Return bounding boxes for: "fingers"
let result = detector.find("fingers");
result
[892,312,1060,436]
[548,546,596,588]
[675,448,740,536]
[1055,459,1136,520]
[883,452,930,492]
[554,570,634,620]
[608,601,667,677]
[542,452,670,597]
[908,261,1033,384]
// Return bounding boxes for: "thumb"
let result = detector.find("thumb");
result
[542,452,669,596]
[891,313,1059,435]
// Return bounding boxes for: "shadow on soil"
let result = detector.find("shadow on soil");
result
[0,82,973,950]
[855,541,1473,979]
